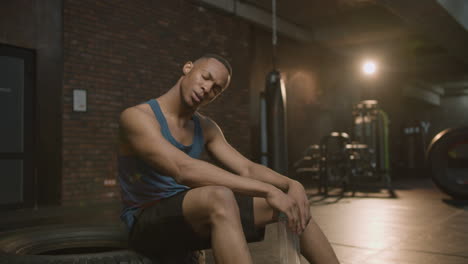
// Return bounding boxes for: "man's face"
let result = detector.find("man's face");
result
[180,58,231,108]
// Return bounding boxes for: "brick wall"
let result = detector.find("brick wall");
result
[62,0,253,205]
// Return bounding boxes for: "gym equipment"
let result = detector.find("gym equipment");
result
[345,142,373,183]
[293,145,321,191]
[351,100,392,194]
[265,70,288,175]
[427,127,468,199]
[403,121,430,170]
[293,100,393,196]
[293,145,320,174]
[352,100,390,173]
[319,132,351,195]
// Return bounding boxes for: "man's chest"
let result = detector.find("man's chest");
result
[165,121,195,146]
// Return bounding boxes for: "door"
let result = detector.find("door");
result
[0,44,35,209]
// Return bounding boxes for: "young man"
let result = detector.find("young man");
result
[118,54,339,263]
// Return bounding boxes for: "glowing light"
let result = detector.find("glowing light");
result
[362,60,377,75]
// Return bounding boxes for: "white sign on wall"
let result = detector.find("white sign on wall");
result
[73,89,87,112]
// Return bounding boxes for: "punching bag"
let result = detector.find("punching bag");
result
[265,70,288,176]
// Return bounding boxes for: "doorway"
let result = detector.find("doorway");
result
[0,44,35,209]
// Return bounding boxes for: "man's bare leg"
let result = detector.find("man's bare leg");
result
[253,198,339,264]
[298,217,339,263]
[183,186,253,264]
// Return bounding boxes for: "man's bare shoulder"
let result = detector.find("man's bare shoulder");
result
[120,103,159,127]
[121,103,152,119]
[119,103,163,141]
[196,112,222,141]
[118,103,161,154]
[196,112,216,129]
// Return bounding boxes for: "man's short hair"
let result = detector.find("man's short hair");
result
[200,53,232,77]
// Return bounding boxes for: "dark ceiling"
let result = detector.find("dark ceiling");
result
[242,0,468,91]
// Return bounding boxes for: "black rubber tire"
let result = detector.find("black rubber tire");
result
[0,224,153,264]
[0,224,202,263]
[426,126,468,199]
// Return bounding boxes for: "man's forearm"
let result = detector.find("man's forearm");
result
[243,163,293,192]
[177,158,278,198]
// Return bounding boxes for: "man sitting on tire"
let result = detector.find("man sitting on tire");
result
[117,54,339,264]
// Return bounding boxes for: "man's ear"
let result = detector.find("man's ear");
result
[183,61,193,75]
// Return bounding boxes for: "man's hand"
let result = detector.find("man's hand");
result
[287,180,311,234]
[266,187,302,234]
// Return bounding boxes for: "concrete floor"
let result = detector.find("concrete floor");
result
[205,177,468,264]
[1,177,467,264]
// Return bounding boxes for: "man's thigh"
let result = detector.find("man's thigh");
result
[129,190,207,257]
[130,187,265,256]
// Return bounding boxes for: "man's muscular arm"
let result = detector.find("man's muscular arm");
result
[201,115,310,232]
[201,114,295,190]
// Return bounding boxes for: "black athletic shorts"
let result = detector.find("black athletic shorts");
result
[128,190,265,257]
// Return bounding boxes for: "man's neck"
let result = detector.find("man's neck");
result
[156,78,196,127]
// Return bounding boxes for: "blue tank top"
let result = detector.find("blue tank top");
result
[118,99,204,230]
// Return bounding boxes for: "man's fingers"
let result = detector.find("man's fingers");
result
[297,205,305,232]
[294,206,300,233]
[294,205,302,234]
[300,203,307,229]
[291,206,298,230]
[294,199,310,234]
[304,202,310,227]
[286,210,295,231]
[286,204,299,233]
[302,210,307,231]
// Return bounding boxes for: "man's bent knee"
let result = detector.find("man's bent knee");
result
[206,186,240,221]
[182,186,238,238]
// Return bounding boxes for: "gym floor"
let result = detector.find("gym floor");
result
[208,177,468,264]
[1,177,467,264]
